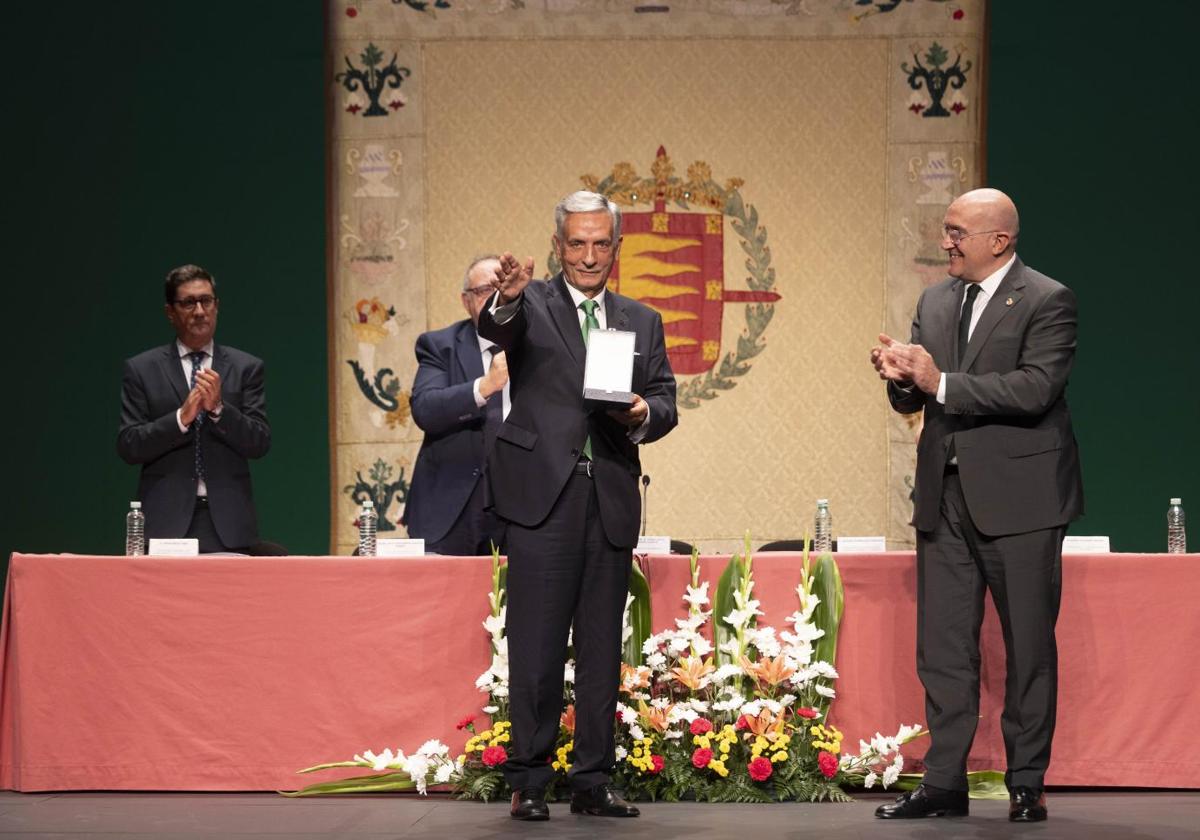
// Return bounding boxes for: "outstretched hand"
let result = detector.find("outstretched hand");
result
[491,252,535,304]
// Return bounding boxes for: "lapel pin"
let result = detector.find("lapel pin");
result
[1005,297,1014,306]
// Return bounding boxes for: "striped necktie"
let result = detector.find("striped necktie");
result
[579,300,600,460]
[188,351,207,481]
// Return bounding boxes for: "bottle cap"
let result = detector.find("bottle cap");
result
[363,500,374,509]
[1170,498,1182,505]
[130,501,142,509]
[816,498,829,506]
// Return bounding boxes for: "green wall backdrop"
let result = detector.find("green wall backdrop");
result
[2,2,1196,577]
[1,3,328,569]
[988,2,1199,550]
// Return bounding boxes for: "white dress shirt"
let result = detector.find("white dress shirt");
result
[174,339,220,496]
[936,253,1017,404]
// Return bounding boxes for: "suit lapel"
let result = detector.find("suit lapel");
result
[455,320,485,381]
[605,290,631,332]
[160,343,190,403]
[547,274,586,368]
[944,279,966,371]
[960,259,1026,372]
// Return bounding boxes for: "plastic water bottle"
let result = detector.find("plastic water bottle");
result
[358,500,378,556]
[1167,498,1187,554]
[125,501,145,556]
[813,499,833,554]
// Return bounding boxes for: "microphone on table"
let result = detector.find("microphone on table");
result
[641,474,651,537]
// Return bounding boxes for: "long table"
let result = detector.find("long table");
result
[2,551,1197,791]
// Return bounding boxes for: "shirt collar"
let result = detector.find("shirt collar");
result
[177,339,215,359]
[974,253,1017,299]
[563,278,605,314]
[475,330,497,355]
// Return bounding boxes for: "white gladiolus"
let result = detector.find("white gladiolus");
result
[864,770,878,789]
[881,765,900,787]
[683,582,710,608]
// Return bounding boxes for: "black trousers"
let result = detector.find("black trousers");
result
[501,469,630,792]
[916,471,1064,792]
[426,479,506,557]
[184,498,228,553]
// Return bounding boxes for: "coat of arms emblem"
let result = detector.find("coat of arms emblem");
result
[578,148,780,408]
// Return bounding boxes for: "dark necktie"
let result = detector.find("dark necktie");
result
[957,283,982,367]
[482,346,503,453]
[188,351,207,481]
[579,300,600,460]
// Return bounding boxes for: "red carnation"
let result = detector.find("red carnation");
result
[691,747,713,768]
[795,707,819,720]
[818,750,838,779]
[735,714,751,731]
[455,714,475,730]
[953,9,965,20]
[481,745,508,768]
[748,756,773,782]
[649,754,665,774]
[690,718,714,736]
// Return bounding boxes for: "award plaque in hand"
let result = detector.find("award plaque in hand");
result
[583,328,636,405]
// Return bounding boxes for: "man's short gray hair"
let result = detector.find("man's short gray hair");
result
[554,190,622,242]
[462,253,501,292]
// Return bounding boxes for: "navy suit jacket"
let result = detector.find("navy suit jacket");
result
[117,342,270,548]
[404,319,491,544]
[477,274,678,548]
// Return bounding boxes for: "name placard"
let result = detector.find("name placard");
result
[635,535,672,555]
[1062,535,1111,554]
[147,538,199,556]
[583,328,636,404]
[376,538,426,557]
[836,536,888,553]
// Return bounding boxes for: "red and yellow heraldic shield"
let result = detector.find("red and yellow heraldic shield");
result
[611,198,779,376]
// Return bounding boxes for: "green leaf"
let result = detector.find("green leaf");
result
[295,761,365,774]
[711,552,745,668]
[810,553,844,671]
[362,43,385,68]
[967,769,1009,800]
[925,41,948,67]
[280,770,416,797]
[623,558,652,666]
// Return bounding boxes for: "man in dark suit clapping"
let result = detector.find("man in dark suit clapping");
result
[480,191,678,821]
[872,188,1083,824]
[404,255,509,555]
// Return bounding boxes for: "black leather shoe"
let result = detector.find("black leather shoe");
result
[510,788,549,821]
[1009,786,1048,822]
[570,783,640,817]
[875,783,969,819]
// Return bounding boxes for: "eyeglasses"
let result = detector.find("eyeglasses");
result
[174,295,218,311]
[462,285,495,299]
[942,226,1004,246]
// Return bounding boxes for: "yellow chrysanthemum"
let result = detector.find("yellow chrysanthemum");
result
[771,751,789,763]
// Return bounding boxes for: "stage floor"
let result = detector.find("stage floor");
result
[1,791,1197,839]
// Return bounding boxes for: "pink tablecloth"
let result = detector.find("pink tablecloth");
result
[1,551,1197,791]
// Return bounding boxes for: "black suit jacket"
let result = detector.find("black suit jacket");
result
[404,319,491,544]
[477,274,677,548]
[117,342,271,548]
[889,258,1084,536]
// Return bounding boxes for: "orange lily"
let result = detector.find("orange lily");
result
[740,654,796,690]
[561,704,576,734]
[741,708,787,739]
[637,700,674,733]
[620,663,651,693]
[669,656,716,691]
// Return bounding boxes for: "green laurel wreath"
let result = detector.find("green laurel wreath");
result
[581,173,776,410]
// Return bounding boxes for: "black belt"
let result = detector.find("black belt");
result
[573,459,594,478]
[194,496,210,507]
[943,463,959,475]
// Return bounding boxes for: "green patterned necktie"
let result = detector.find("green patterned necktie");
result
[579,299,600,459]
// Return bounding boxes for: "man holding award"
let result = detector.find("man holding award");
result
[479,190,678,821]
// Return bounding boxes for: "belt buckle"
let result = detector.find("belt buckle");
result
[586,459,593,478]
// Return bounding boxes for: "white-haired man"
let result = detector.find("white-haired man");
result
[481,191,678,821]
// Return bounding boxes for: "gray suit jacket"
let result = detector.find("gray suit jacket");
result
[117,343,271,548]
[889,258,1084,536]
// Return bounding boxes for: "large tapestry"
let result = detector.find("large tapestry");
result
[328,0,987,554]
